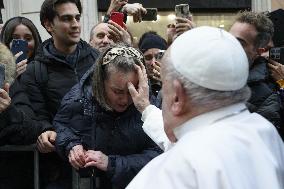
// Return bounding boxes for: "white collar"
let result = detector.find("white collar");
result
[173,103,248,140]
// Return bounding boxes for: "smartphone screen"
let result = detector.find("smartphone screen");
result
[142,8,158,21]
[0,64,5,88]
[269,47,284,65]
[175,4,190,19]
[110,12,124,28]
[10,39,28,64]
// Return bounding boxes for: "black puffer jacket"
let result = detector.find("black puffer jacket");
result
[0,79,52,144]
[20,38,99,187]
[247,57,282,131]
[21,38,99,124]
[54,67,162,189]
[0,79,52,189]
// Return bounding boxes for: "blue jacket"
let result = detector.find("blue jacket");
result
[54,66,162,189]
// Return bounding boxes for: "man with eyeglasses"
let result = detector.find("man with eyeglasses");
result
[20,0,99,188]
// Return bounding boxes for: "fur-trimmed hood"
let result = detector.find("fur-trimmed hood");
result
[0,43,16,85]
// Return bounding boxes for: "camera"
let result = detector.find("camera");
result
[269,47,284,64]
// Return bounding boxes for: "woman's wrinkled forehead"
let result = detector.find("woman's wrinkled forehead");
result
[102,46,144,66]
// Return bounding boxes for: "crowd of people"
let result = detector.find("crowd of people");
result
[0,0,284,189]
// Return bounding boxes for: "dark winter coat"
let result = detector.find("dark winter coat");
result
[21,38,99,124]
[54,67,162,189]
[20,38,99,187]
[0,79,52,144]
[247,57,283,134]
[0,79,52,189]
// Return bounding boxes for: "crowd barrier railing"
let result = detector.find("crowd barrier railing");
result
[0,144,93,189]
[0,144,39,189]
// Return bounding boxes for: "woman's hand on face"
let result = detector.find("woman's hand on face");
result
[128,63,150,113]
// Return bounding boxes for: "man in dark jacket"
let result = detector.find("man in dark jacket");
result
[54,45,162,189]
[230,11,283,135]
[20,0,99,188]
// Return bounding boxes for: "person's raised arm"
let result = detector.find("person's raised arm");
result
[107,0,128,15]
[128,63,173,151]
[107,20,132,46]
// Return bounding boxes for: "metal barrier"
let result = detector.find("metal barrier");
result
[0,144,39,189]
[0,144,91,189]
[72,171,92,189]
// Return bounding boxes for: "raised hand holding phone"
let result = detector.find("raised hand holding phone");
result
[10,39,28,76]
[121,3,146,22]
[107,0,128,15]
[174,4,195,38]
[15,51,28,77]
[269,47,284,65]
[110,12,125,28]
[10,39,28,64]
[108,20,132,45]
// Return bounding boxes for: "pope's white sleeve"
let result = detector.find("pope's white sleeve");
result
[141,105,173,151]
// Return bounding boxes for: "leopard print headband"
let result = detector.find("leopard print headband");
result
[102,46,144,66]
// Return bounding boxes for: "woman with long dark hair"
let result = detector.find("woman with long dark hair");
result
[0,16,42,76]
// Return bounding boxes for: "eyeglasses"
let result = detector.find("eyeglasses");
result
[56,13,81,23]
[144,50,165,61]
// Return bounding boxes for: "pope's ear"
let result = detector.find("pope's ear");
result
[171,79,188,116]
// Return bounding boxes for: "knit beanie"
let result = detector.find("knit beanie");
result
[139,34,167,53]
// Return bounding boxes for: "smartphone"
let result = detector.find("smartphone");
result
[142,8,158,21]
[0,64,5,88]
[269,47,284,65]
[110,12,124,28]
[10,39,28,64]
[175,4,191,19]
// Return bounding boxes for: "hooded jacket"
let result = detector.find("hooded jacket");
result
[21,38,99,125]
[20,38,99,186]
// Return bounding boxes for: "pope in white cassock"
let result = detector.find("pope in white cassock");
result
[127,26,284,189]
